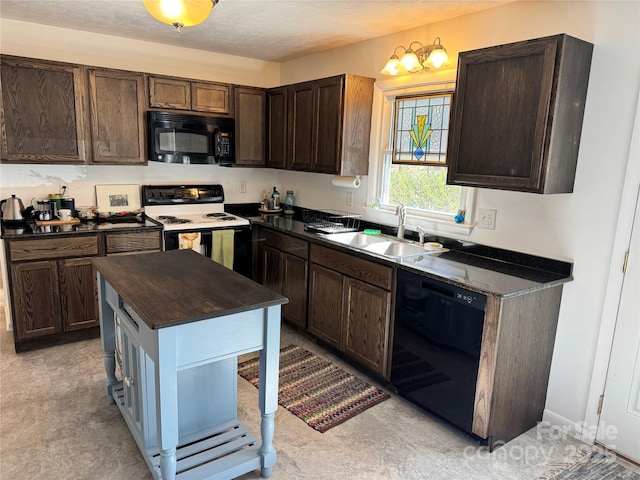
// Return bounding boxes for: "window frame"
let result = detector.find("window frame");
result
[365,77,476,236]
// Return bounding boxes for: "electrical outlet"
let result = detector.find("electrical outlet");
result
[346,192,354,206]
[239,181,246,193]
[478,208,497,230]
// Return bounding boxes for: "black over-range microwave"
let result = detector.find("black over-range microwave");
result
[147,111,235,165]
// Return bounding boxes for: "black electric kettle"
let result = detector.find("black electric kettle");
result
[1,195,27,223]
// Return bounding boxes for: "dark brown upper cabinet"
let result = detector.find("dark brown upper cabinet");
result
[268,74,374,175]
[288,80,315,171]
[0,55,89,164]
[148,75,232,115]
[267,87,288,168]
[88,68,146,165]
[148,75,191,110]
[447,34,593,193]
[234,86,267,166]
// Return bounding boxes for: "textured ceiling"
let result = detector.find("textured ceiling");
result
[0,0,511,62]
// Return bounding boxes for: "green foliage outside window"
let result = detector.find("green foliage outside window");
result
[388,164,462,214]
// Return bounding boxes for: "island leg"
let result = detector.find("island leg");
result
[258,305,281,477]
[97,273,118,404]
[156,328,179,480]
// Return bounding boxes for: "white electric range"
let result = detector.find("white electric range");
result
[142,184,252,277]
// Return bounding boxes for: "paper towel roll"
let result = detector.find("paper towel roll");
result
[331,176,361,188]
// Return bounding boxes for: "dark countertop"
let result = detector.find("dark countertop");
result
[246,212,573,298]
[93,249,288,330]
[1,216,162,239]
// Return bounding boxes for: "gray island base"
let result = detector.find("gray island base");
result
[93,250,287,480]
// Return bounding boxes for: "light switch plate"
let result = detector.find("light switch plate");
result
[478,208,497,229]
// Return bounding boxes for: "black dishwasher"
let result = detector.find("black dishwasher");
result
[392,269,487,434]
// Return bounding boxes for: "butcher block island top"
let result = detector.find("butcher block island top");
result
[92,249,288,329]
[93,249,287,480]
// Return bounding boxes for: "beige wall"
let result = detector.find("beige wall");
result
[0,18,280,87]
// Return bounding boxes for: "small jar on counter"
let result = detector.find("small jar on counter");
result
[284,191,295,215]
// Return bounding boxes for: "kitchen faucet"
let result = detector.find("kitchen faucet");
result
[416,226,426,245]
[395,202,406,239]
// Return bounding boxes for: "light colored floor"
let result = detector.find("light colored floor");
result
[0,318,623,480]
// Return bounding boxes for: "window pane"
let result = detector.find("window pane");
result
[386,164,462,213]
[393,93,452,165]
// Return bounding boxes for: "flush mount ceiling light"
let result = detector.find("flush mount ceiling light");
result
[143,0,219,33]
[380,37,449,76]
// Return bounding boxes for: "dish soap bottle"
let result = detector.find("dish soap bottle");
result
[284,190,295,215]
[272,187,280,210]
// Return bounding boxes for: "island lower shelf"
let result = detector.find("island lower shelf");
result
[113,380,262,480]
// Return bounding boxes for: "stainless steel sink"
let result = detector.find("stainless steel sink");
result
[362,241,427,258]
[320,231,428,259]
[320,231,390,247]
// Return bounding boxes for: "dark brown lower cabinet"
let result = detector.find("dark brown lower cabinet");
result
[59,257,99,331]
[342,277,391,375]
[5,229,161,352]
[10,260,62,340]
[308,264,343,348]
[257,228,309,328]
[308,244,393,378]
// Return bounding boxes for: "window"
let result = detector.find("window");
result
[369,81,474,233]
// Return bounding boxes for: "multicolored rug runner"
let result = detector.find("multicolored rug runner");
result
[539,446,640,479]
[237,345,390,433]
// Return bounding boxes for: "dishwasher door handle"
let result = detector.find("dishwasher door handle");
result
[420,280,455,298]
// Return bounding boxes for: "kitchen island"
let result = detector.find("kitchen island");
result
[93,249,287,480]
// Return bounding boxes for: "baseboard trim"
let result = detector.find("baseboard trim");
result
[542,409,593,443]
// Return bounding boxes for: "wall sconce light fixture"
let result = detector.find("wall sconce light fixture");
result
[380,37,449,75]
[143,0,219,33]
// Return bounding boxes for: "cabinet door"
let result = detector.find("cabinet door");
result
[191,81,230,114]
[261,245,283,294]
[148,76,191,110]
[308,264,343,348]
[235,87,266,166]
[10,261,62,339]
[59,257,99,331]
[343,277,391,377]
[282,253,308,328]
[314,76,343,174]
[288,81,315,171]
[118,314,144,436]
[0,56,88,163]
[267,87,288,168]
[447,35,592,193]
[88,68,146,164]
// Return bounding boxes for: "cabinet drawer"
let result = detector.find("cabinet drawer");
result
[262,229,308,259]
[9,236,99,261]
[310,244,393,290]
[106,231,161,254]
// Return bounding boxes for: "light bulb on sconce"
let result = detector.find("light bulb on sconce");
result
[380,37,449,76]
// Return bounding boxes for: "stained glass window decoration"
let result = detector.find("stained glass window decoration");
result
[392,93,451,165]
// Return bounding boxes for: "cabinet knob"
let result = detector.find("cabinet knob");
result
[124,376,134,387]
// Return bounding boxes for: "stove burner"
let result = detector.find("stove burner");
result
[158,215,176,220]
[204,213,228,218]
[165,218,192,224]
[220,216,237,221]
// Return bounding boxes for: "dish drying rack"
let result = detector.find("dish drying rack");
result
[303,209,361,234]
